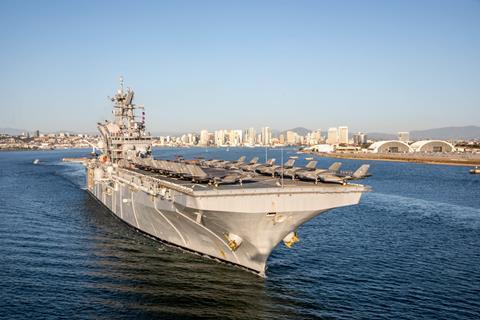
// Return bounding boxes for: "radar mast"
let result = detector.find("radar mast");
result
[97,77,152,164]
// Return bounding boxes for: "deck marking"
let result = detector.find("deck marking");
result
[120,186,123,219]
[153,199,188,246]
[174,208,239,263]
[131,193,140,228]
[150,221,159,237]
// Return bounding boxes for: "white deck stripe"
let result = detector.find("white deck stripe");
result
[153,199,188,246]
[131,193,140,228]
[174,208,239,263]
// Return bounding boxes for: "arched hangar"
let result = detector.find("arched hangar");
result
[410,140,455,153]
[368,141,412,153]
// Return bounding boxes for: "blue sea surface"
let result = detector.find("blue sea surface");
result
[0,148,479,319]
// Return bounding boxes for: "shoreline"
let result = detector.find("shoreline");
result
[307,152,480,167]
[2,147,479,167]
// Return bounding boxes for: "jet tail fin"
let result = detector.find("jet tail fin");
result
[190,165,208,178]
[305,160,318,169]
[352,164,370,179]
[328,162,342,172]
[284,159,295,168]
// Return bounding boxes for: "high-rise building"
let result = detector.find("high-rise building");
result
[310,129,322,145]
[35,130,40,138]
[326,127,338,145]
[338,126,349,145]
[398,132,410,142]
[286,131,298,145]
[214,130,225,146]
[180,134,188,144]
[353,132,367,145]
[244,127,256,145]
[199,130,209,146]
[227,129,243,146]
[261,127,271,145]
[187,133,195,145]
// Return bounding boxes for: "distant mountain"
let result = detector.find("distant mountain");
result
[410,126,480,140]
[365,132,398,140]
[280,127,311,136]
[366,126,480,141]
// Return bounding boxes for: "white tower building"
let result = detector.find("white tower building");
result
[326,127,338,145]
[261,127,272,146]
[338,126,349,145]
[199,130,209,146]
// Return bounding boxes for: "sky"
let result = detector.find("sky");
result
[0,0,479,134]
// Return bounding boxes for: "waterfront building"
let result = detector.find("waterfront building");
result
[326,127,338,145]
[188,133,196,145]
[310,129,322,145]
[338,126,349,145]
[228,129,243,146]
[244,127,256,145]
[180,134,188,145]
[312,144,334,153]
[353,132,367,145]
[261,127,272,145]
[368,141,412,153]
[224,130,233,145]
[199,130,209,146]
[214,130,225,146]
[286,131,297,145]
[410,140,455,153]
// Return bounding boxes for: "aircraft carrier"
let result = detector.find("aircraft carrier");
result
[84,79,370,276]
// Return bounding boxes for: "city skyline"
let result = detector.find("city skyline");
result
[1,1,479,133]
[3,123,480,138]
[4,124,478,152]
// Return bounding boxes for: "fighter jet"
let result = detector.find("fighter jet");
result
[255,159,276,175]
[239,156,261,172]
[223,156,247,169]
[182,163,255,186]
[202,158,224,167]
[209,156,246,168]
[296,162,342,181]
[336,164,371,180]
[305,164,370,185]
[257,158,296,177]
[283,160,318,180]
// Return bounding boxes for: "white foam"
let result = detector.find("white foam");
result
[364,192,480,228]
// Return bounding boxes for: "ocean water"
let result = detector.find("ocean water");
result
[0,148,479,319]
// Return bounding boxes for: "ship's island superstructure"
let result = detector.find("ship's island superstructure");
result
[84,79,370,276]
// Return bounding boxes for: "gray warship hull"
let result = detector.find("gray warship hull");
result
[87,167,365,275]
[80,79,370,276]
